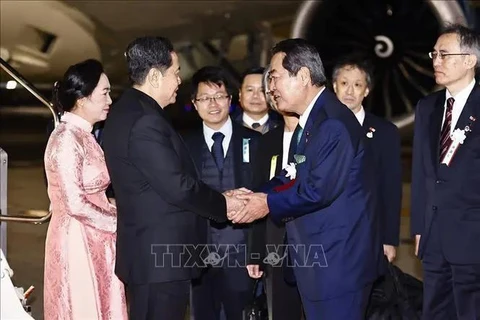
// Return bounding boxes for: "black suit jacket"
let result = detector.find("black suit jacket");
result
[363,112,402,246]
[232,109,283,133]
[182,121,261,193]
[411,84,480,264]
[183,121,261,269]
[102,88,227,285]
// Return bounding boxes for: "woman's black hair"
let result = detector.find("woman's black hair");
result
[53,59,104,113]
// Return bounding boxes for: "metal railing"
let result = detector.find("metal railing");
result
[0,58,56,226]
[0,58,59,126]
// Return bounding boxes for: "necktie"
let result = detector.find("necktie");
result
[211,132,225,171]
[251,122,261,129]
[439,97,454,162]
[288,124,304,162]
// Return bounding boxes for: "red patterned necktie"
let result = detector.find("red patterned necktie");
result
[439,97,454,162]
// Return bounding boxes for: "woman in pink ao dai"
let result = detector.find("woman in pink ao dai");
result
[43,59,127,319]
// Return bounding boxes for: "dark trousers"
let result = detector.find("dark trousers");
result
[422,219,480,320]
[265,264,303,320]
[301,285,372,320]
[126,280,190,320]
[265,219,303,320]
[191,267,252,320]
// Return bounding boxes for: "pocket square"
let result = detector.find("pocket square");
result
[294,154,306,164]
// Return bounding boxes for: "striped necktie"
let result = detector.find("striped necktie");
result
[439,97,454,162]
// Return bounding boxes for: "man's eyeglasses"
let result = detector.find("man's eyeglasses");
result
[428,52,470,60]
[194,95,230,104]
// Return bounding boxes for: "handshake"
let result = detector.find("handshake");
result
[222,188,269,224]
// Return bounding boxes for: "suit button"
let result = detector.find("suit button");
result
[432,206,437,210]
[436,180,442,184]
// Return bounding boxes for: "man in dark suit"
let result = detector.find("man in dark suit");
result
[332,56,402,263]
[229,39,382,319]
[246,66,303,320]
[411,24,480,319]
[183,66,260,320]
[101,37,243,320]
[233,67,282,134]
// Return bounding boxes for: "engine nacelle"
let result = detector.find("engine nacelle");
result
[291,0,467,129]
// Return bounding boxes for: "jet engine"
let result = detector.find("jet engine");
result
[291,0,468,129]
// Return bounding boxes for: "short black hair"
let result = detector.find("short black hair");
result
[241,67,265,83]
[190,66,236,100]
[332,55,374,89]
[441,23,480,69]
[125,36,174,85]
[271,38,326,87]
[53,59,104,113]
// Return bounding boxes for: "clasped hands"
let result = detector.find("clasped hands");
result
[222,188,269,223]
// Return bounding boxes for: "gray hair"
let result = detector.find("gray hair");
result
[441,24,480,70]
[271,38,327,87]
[331,55,374,90]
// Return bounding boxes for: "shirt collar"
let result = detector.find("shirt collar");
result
[242,112,269,128]
[298,87,325,128]
[354,106,366,126]
[203,117,233,143]
[446,79,476,104]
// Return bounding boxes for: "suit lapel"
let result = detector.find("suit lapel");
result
[189,128,205,178]
[429,93,446,168]
[297,89,329,154]
[455,84,480,132]
[362,113,371,132]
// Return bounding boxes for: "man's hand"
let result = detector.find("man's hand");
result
[383,244,397,262]
[223,192,245,216]
[229,192,269,224]
[224,187,253,197]
[414,234,421,256]
[246,265,263,279]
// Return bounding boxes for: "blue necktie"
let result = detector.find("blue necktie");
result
[288,124,303,162]
[211,132,225,172]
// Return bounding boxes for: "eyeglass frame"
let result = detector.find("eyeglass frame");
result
[193,94,231,104]
[428,51,471,60]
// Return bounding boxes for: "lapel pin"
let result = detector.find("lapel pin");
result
[366,127,375,139]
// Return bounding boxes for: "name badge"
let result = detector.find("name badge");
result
[242,138,250,163]
[270,155,279,179]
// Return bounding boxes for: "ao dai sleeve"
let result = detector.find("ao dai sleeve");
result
[48,130,116,233]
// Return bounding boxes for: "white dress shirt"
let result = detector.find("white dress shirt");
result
[203,117,233,157]
[282,131,294,169]
[354,106,366,126]
[443,79,476,134]
[243,113,269,128]
[298,87,325,129]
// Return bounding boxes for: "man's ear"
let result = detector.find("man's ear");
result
[333,82,338,93]
[298,67,311,86]
[147,68,161,88]
[192,101,199,111]
[364,87,370,98]
[466,54,477,70]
